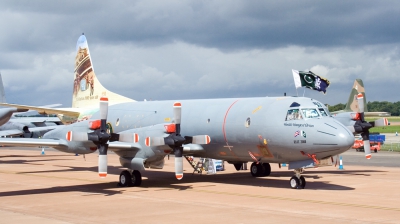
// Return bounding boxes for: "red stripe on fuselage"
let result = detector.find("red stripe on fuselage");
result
[222,100,240,143]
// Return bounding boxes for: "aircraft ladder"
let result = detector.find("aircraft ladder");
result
[184,156,203,174]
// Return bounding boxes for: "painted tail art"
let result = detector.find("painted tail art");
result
[72,34,134,108]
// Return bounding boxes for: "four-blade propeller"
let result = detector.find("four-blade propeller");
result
[66,97,139,178]
[66,99,210,181]
[145,102,211,180]
[349,93,388,159]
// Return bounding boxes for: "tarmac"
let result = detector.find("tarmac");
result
[1,147,400,223]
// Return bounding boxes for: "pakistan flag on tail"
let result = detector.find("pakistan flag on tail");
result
[292,69,330,94]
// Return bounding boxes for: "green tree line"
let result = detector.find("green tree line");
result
[328,101,400,116]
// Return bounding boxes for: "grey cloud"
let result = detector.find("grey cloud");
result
[1,0,399,108]
[2,1,400,52]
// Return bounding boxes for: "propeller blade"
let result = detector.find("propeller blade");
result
[356,93,364,113]
[363,140,372,159]
[173,102,181,135]
[361,131,371,159]
[117,133,139,143]
[66,131,89,141]
[99,97,108,121]
[371,118,389,127]
[98,144,108,177]
[145,136,165,147]
[185,135,211,144]
[174,148,183,180]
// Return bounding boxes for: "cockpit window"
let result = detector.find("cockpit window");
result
[318,108,328,116]
[301,108,320,118]
[285,109,303,121]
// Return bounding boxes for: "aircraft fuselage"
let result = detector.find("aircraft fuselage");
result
[45,96,354,166]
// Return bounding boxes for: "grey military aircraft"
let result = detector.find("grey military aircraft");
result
[0,73,62,137]
[0,34,381,189]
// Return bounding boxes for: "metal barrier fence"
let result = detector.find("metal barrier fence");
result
[382,141,400,152]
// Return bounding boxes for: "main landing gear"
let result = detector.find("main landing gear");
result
[289,168,306,189]
[250,162,271,177]
[118,169,142,187]
[250,163,306,189]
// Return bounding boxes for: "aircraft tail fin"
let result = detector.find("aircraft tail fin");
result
[345,79,368,112]
[0,72,6,103]
[72,34,135,108]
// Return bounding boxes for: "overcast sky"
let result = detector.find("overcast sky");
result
[1,1,399,108]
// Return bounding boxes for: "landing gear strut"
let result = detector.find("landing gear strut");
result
[290,168,306,189]
[250,162,271,177]
[118,169,142,187]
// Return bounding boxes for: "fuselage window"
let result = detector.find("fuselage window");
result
[318,108,328,116]
[285,109,303,121]
[245,117,251,127]
[301,108,320,118]
[116,118,120,126]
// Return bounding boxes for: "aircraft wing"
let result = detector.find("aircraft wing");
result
[0,126,60,137]
[108,142,142,158]
[0,137,138,155]
[0,103,80,117]
[0,138,69,149]
[10,117,61,123]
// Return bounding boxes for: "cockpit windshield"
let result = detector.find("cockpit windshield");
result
[318,108,328,116]
[285,109,303,121]
[301,108,320,118]
[285,101,331,121]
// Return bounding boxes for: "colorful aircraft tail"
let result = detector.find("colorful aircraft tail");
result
[72,34,135,108]
[344,79,368,112]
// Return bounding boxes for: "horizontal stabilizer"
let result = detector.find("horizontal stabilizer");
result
[0,103,81,117]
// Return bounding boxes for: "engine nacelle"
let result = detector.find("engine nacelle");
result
[52,141,98,155]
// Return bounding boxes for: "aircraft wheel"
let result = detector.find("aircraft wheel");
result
[299,176,306,189]
[119,170,132,187]
[132,170,142,186]
[250,162,263,177]
[290,176,300,189]
[374,149,378,153]
[262,163,271,176]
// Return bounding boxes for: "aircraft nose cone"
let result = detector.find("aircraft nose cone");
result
[334,122,354,150]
